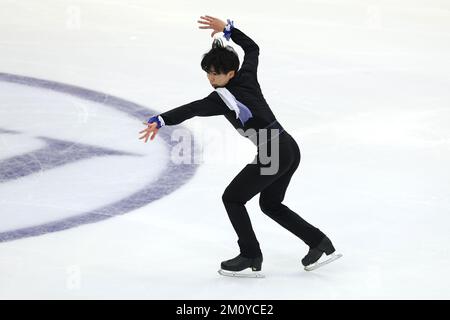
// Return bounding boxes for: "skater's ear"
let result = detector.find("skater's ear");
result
[227,70,236,78]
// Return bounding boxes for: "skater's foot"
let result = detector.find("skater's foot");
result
[218,254,264,278]
[221,254,262,271]
[301,236,342,271]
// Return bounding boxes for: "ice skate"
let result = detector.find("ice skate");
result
[302,236,342,271]
[218,254,265,278]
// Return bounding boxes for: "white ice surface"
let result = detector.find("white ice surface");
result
[0,0,450,299]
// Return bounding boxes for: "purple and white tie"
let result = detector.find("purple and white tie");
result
[215,88,253,125]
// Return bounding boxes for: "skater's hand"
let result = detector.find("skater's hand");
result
[139,122,159,143]
[197,15,227,37]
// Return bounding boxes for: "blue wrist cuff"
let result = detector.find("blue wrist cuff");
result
[147,115,163,128]
[223,19,234,41]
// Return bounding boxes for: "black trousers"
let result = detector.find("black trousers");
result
[222,130,325,258]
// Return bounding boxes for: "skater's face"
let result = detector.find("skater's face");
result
[206,67,235,88]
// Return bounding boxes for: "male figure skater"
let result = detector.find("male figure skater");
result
[139,15,342,277]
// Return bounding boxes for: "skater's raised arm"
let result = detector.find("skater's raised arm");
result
[198,15,260,75]
[228,27,259,75]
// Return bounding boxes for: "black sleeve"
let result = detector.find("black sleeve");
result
[229,27,260,75]
[158,92,231,126]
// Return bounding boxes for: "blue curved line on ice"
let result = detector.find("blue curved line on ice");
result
[0,72,199,242]
[0,136,141,183]
[0,128,20,134]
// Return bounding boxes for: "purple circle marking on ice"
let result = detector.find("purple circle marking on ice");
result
[0,72,199,242]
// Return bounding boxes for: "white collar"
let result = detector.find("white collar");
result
[215,87,240,119]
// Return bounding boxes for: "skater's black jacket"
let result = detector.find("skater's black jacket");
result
[158,27,280,133]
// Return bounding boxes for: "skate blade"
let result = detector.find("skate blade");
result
[304,252,343,271]
[218,269,265,278]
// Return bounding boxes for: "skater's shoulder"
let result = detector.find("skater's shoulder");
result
[226,71,258,88]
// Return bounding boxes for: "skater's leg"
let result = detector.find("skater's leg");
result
[259,137,325,247]
[222,148,294,257]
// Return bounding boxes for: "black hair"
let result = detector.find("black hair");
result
[201,39,239,74]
